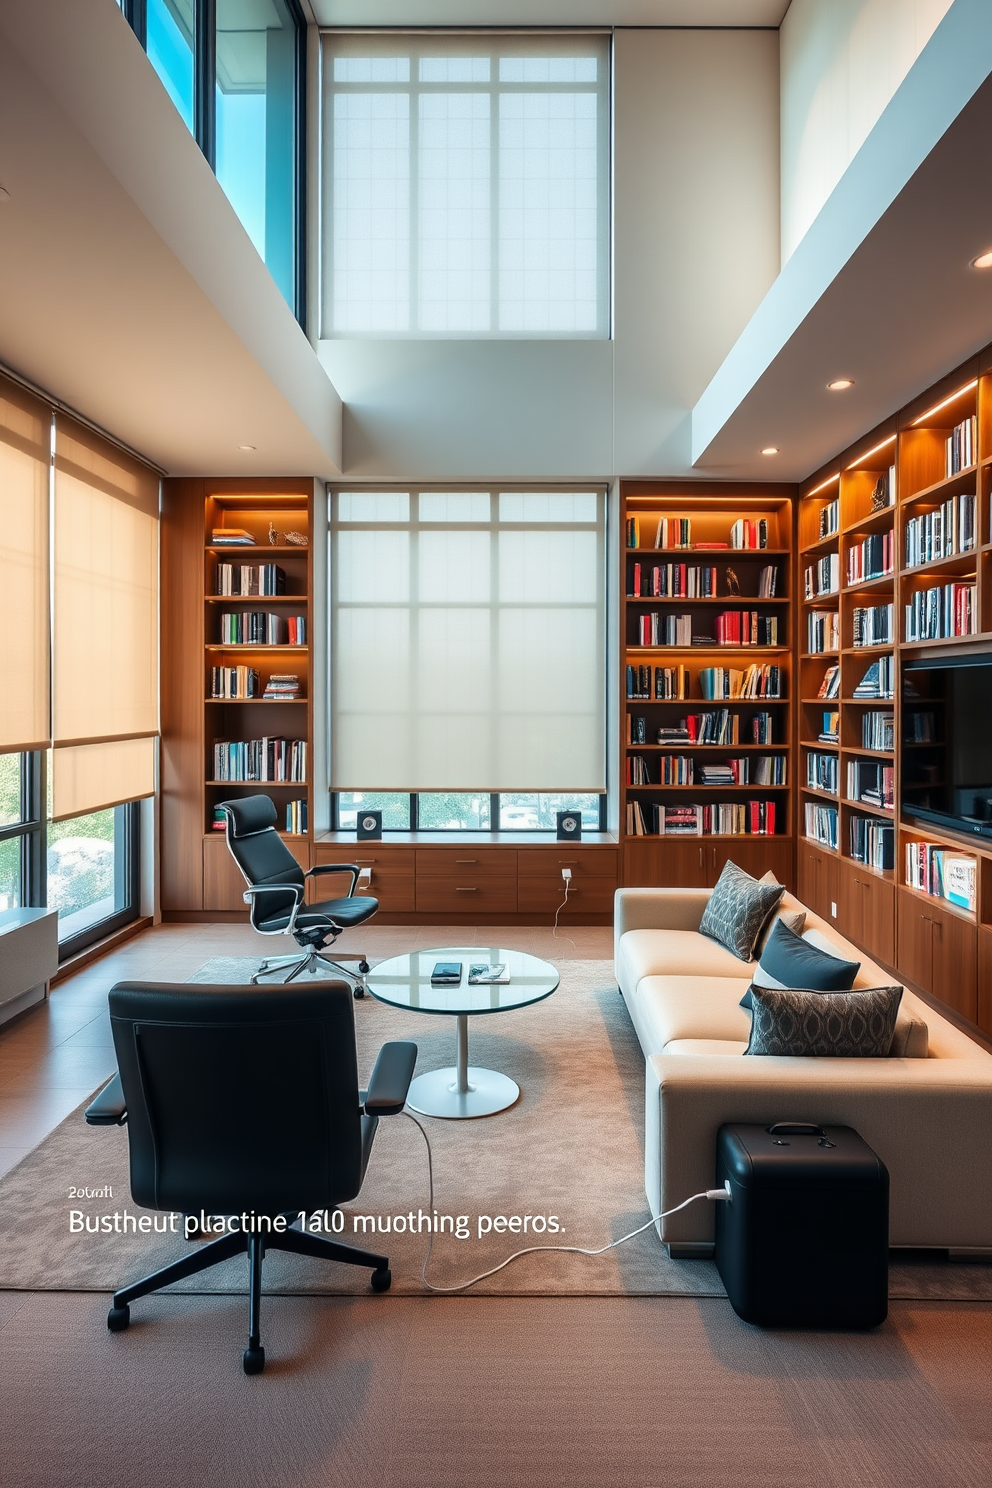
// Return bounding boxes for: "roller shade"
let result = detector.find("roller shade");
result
[331,490,606,790]
[0,377,51,753]
[52,418,159,815]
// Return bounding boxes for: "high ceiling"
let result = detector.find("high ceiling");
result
[309,2,789,27]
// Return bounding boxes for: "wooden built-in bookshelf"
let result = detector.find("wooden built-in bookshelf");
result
[798,355,992,1036]
[619,482,796,890]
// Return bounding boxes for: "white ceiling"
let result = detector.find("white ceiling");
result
[0,0,342,478]
[310,2,789,27]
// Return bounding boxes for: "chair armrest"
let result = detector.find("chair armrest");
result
[364,1041,418,1116]
[242,881,305,932]
[306,863,360,895]
[85,1073,127,1126]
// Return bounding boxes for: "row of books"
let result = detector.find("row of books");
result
[804,802,839,850]
[626,517,692,549]
[904,582,976,642]
[214,563,287,596]
[627,754,785,786]
[211,799,308,833]
[807,610,839,654]
[847,760,894,809]
[805,751,838,794]
[699,664,782,699]
[219,612,307,646]
[905,842,976,910]
[628,563,716,598]
[905,493,975,567]
[713,611,780,646]
[804,553,839,598]
[862,711,894,750]
[664,710,777,745]
[819,710,839,743]
[211,527,257,546]
[729,518,769,550]
[945,414,976,476]
[853,603,893,647]
[847,531,894,585]
[626,801,778,836]
[210,666,260,700]
[626,664,689,700]
[636,613,692,647]
[816,663,841,698]
[818,497,839,539]
[853,656,895,698]
[212,738,307,783]
[263,674,302,701]
[850,816,894,870]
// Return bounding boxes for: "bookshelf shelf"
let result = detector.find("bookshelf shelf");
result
[620,482,795,868]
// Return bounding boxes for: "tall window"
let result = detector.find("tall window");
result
[322,33,611,338]
[330,489,607,798]
[121,0,305,319]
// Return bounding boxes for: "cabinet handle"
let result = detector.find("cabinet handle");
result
[698,848,704,868]
[454,886,478,893]
[455,859,478,865]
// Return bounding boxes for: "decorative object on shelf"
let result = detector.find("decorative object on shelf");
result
[870,477,888,512]
[284,530,309,547]
[725,567,741,597]
[268,522,279,545]
[556,810,582,841]
[356,809,382,841]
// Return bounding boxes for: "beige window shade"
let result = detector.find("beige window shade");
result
[51,736,157,822]
[53,418,159,747]
[0,377,51,753]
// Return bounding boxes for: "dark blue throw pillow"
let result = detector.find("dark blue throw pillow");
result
[740,919,860,1010]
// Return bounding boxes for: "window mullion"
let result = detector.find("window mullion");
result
[490,75,499,333]
[410,84,420,333]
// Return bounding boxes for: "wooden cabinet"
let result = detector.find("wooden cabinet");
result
[622,839,709,888]
[797,840,840,926]
[979,928,992,1037]
[414,847,517,915]
[839,859,895,969]
[517,846,619,918]
[315,845,415,914]
[202,832,309,913]
[897,887,977,1023]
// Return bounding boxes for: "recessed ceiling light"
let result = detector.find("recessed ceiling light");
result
[971,249,992,269]
[761,446,779,456]
[827,378,854,391]
[237,443,256,451]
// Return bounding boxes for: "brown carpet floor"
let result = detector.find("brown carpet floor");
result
[0,1291,989,1488]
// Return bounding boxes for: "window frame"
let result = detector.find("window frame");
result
[322,30,612,340]
[53,801,142,961]
[331,791,608,834]
[0,752,45,911]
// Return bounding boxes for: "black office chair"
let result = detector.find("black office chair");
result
[85,980,417,1374]
[218,794,377,996]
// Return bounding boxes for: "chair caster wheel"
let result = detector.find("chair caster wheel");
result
[353,985,365,1000]
[243,1345,265,1375]
[107,1304,130,1332]
[358,960,370,974]
[370,1266,391,1293]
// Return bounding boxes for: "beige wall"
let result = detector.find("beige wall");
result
[318,27,781,479]
[780,0,953,261]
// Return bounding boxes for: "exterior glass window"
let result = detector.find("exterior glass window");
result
[0,753,42,913]
[216,0,299,309]
[147,0,195,133]
[47,804,139,950]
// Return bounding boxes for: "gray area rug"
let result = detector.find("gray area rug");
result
[1,958,989,1302]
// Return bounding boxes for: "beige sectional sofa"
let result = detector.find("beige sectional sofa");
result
[615,884,992,1257]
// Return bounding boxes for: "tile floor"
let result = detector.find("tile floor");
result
[0,920,614,1179]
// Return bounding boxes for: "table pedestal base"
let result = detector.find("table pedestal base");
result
[407,1066,519,1119]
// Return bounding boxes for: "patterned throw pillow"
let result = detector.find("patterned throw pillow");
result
[698,860,784,961]
[745,984,903,1057]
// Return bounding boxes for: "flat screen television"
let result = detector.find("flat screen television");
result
[902,652,992,839]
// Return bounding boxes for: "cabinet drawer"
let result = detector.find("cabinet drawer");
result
[516,848,618,882]
[314,847,415,913]
[517,876,616,916]
[415,878,517,915]
[415,849,516,880]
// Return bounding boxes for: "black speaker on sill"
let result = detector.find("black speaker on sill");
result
[556,810,582,841]
[715,1121,889,1329]
[356,810,382,841]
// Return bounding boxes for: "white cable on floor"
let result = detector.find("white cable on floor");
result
[403,1110,728,1295]
[551,879,576,950]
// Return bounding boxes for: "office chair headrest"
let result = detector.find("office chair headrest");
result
[219,795,278,838]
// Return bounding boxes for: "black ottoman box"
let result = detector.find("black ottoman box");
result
[715,1122,889,1329]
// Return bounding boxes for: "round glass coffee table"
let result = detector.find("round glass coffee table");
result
[366,947,559,1119]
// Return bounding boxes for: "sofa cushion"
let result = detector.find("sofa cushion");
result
[619,929,762,988]
[745,985,903,1058]
[635,975,753,1050]
[754,906,806,955]
[744,919,861,1006]
[891,1008,929,1059]
[663,1038,749,1056]
[699,860,784,960]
